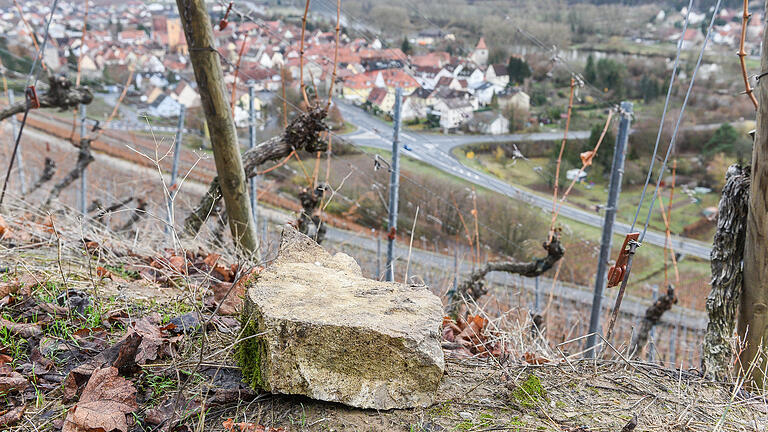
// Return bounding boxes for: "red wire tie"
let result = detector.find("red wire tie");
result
[26,85,40,109]
[606,232,639,288]
[387,227,396,241]
[219,2,234,30]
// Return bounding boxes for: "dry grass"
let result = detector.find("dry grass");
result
[0,197,765,431]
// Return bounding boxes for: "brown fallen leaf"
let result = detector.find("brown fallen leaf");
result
[0,318,42,338]
[0,404,26,428]
[131,318,179,365]
[212,269,257,316]
[0,215,7,239]
[30,348,55,374]
[211,282,242,316]
[0,366,29,393]
[83,241,100,253]
[38,301,70,316]
[62,332,143,402]
[523,352,550,365]
[0,273,41,299]
[203,253,221,269]
[62,367,137,432]
[167,255,187,274]
[145,395,200,429]
[223,419,285,432]
[96,266,113,279]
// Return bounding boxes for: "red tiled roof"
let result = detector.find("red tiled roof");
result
[367,87,388,105]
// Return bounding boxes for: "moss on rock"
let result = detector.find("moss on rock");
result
[236,305,269,390]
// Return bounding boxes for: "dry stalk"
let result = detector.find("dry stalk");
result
[738,0,758,109]
[299,0,311,107]
[549,76,576,240]
[230,33,249,115]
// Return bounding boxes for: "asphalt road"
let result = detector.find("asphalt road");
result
[336,102,713,260]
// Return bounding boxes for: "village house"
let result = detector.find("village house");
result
[429,87,479,111]
[366,87,396,115]
[170,81,201,108]
[485,64,509,87]
[471,81,504,106]
[118,29,149,45]
[410,52,451,69]
[497,88,531,112]
[342,68,419,103]
[401,87,431,121]
[148,94,182,118]
[414,28,444,46]
[468,111,509,135]
[411,65,441,90]
[432,97,474,130]
[458,67,486,87]
[434,76,467,92]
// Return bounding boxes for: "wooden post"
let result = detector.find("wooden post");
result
[740,0,768,388]
[175,0,258,256]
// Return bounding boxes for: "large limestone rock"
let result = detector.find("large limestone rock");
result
[237,227,445,409]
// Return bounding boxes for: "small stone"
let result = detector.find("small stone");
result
[237,226,444,409]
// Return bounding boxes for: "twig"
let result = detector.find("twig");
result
[738,0,758,109]
[230,34,248,115]
[299,0,311,107]
[403,206,419,284]
[12,0,47,73]
[548,76,576,240]
[325,0,341,109]
[90,65,134,142]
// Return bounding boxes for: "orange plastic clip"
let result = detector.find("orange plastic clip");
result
[26,85,40,109]
[606,232,639,287]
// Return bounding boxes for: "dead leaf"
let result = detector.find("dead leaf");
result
[0,318,42,338]
[38,301,70,316]
[0,215,7,239]
[131,318,178,364]
[96,266,113,279]
[223,419,285,432]
[145,395,200,429]
[212,269,257,316]
[0,273,41,299]
[203,253,221,268]
[30,348,55,374]
[62,332,143,402]
[83,241,100,253]
[580,150,595,167]
[167,255,187,274]
[0,366,29,393]
[62,367,137,432]
[0,404,25,428]
[523,352,550,365]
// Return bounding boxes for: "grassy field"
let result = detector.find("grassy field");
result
[453,148,720,240]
